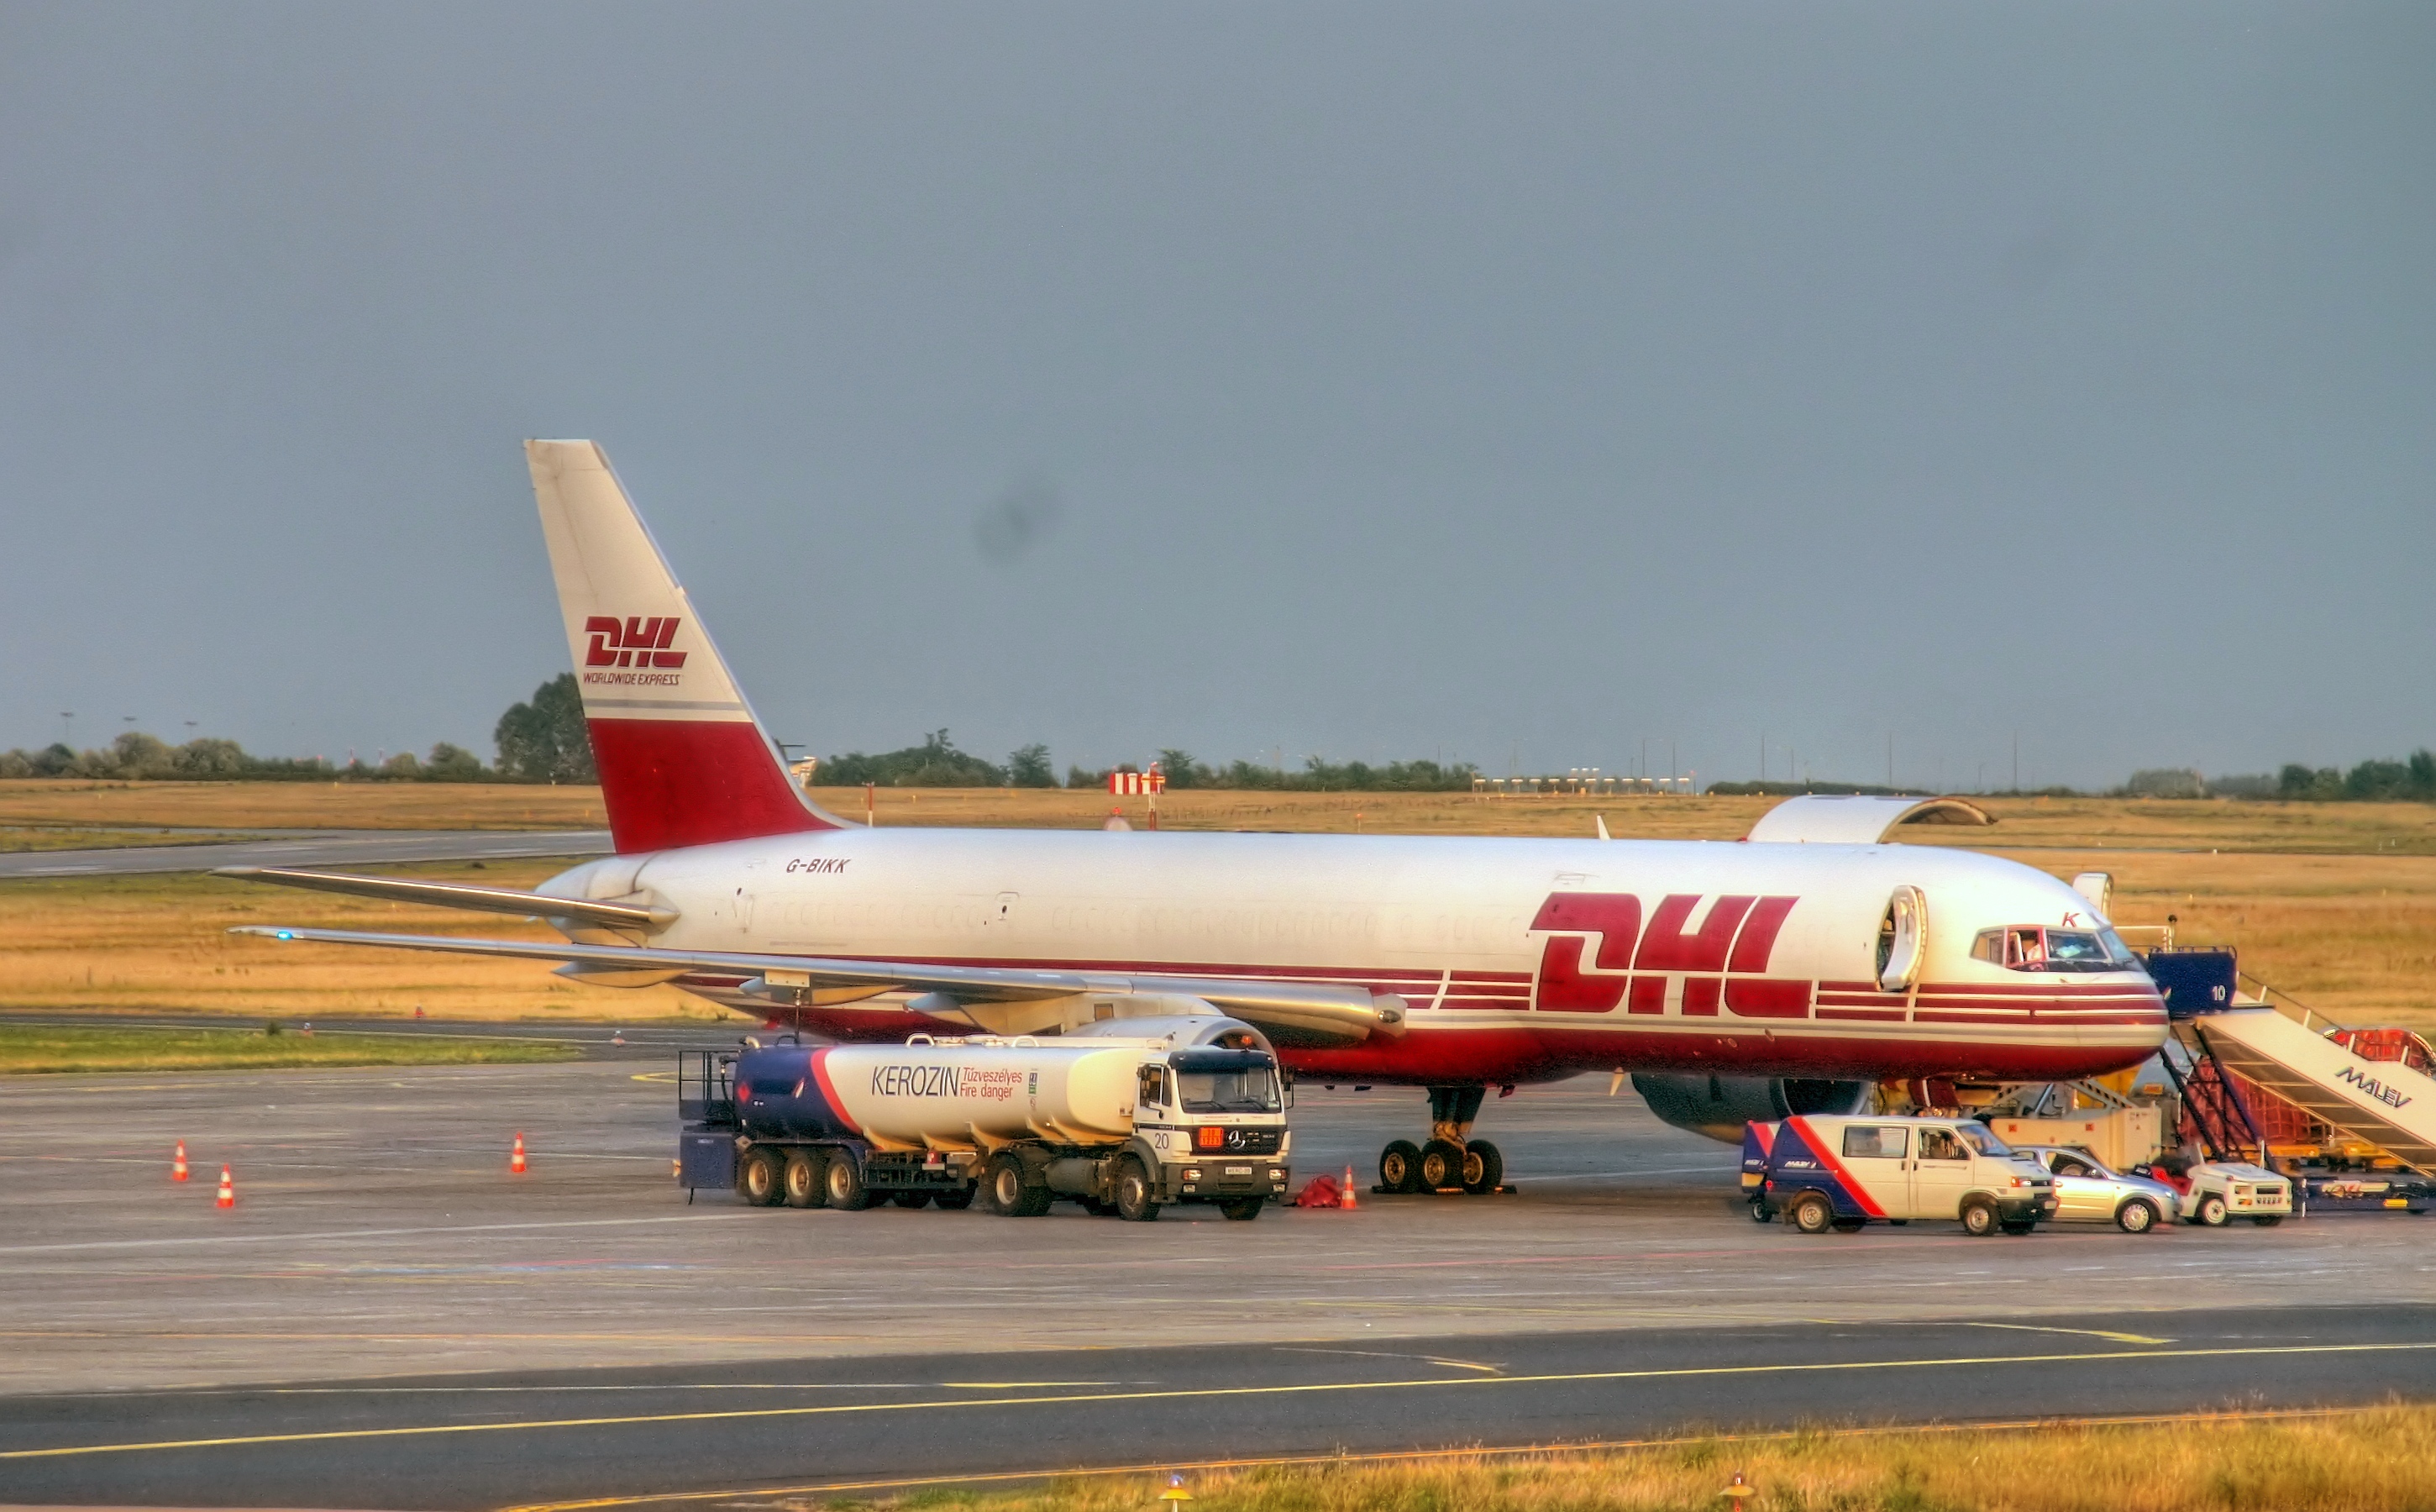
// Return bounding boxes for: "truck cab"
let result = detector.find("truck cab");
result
[1126,1047,1291,1210]
[1746,1114,2057,1236]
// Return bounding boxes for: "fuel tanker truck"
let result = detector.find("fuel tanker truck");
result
[676,1016,1292,1221]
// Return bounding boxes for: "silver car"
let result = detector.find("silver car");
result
[2013,1145,2180,1233]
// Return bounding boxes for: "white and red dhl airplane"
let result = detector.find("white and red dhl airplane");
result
[234,440,2166,1183]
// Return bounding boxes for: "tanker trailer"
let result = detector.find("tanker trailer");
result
[676,1022,1291,1221]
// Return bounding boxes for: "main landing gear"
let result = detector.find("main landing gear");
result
[1377,1085,1508,1195]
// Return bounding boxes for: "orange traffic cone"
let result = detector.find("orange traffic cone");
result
[1339,1163,1359,1210]
[511,1132,528,1174]
[172,1140,189,1183]
[215,1165,235,1209]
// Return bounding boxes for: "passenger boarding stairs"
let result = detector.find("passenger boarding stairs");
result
[2147,948,2436,1174]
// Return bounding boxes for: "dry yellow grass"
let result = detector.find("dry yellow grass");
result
[717,1404,2432,1512]
[0,863,711,1022]
[0,826,264,853]
[1,785,2428,1030]
[0,1022,578,1074]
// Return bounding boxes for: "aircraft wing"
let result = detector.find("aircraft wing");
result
[229,927,1406,1042]
[216,867,675,930]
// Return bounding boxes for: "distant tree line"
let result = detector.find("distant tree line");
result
[0,731,494,782]
[2272,752,2436,802]
[1,675,595,785]
[812,734,1478,792]
[2108,754,2436,802]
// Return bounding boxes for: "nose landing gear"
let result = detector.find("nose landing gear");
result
[1377,1085,1509,1195]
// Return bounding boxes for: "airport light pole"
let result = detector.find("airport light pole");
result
[59,712,72,745]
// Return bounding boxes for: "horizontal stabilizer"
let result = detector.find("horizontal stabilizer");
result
[216,868,676,931]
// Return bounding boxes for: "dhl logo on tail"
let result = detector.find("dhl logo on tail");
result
[585,616,688,669]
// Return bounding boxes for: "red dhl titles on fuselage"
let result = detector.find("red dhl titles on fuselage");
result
[637,858,2166,1087]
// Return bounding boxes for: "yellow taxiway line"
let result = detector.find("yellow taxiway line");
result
[499,1403,2396,1512]
[3,1340,2432,1465]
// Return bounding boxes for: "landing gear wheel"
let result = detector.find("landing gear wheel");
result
[2115,1198,2158,1234]
[1418,1138,1466,1191]
[2196,1194,2229,1227]
[1114,1156,1161,1222]
[1378,1140,1423,1194]
[890,1189,933,1209]
[1960,1197,1999,1236]
[1789,1190,1834,1235]
[782,1151,826,1209]
[822,1152,873,1210]
[986,1153,1051,1217]
[2251,1215,2284,1228]
[932,1185,975,1211]
[738,1148,783,1207]
[1461,1139,1504,1195]
[1220,1198,1264,1221]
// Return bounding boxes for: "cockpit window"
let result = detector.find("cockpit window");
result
[1972,926,2144,974]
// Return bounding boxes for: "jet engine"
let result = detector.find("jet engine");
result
[1630,1073,1873,1144]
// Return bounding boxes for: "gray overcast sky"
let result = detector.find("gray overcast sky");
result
[2,4,2428,790]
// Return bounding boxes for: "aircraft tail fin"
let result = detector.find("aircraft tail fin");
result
[525,440,844,853]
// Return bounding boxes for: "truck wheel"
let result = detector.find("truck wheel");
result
[1830,1215,1866,1233]
[1960,1197,1998,1236]
[1378,1140,1422,1194]
[738,1148,783,1207]
[890,1189,933,1210]
[822,1153,874,1211]
[782,1151,826,1209]
[1220,1198,1263,1221]
[2115,1198,2159,1234]
[2196,1194,2229,1227]
[1749,1200,1772,1224]
[1114,1157,1162,1222]
[1462,1140,1504,1195]
[986,1154,1050,1217]
[932,1186,975,1211]
[2000,1219,2037,1236]
[1789,1191,1834,1234]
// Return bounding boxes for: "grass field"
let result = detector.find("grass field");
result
[1,785,2429,1029]
[0,862,715,1021]
[0,779,606,832]
[0,826,265,853]
[0,1023,580,1074]
[806,1404,2429,1512]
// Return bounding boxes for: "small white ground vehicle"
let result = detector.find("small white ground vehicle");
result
[2013,1145,2181,1233]
[2146,1160,2292,1227]
[1745,1115,2057,1236]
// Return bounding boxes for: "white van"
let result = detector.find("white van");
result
[1744,1115,2059,1236]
